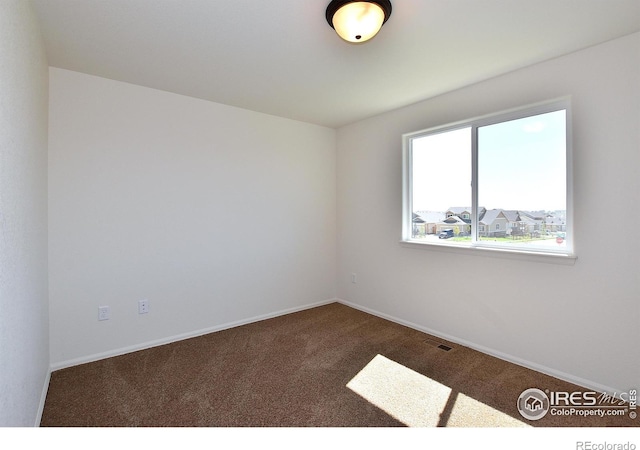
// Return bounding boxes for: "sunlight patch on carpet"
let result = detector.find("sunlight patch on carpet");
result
[346,354,528,427]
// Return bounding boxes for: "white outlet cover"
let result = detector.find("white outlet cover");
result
[98,306,110,321]
[138,299,149,314]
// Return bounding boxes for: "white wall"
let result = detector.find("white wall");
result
[48,69,336,367]
[0,1,50,426]
[336,33,639,393]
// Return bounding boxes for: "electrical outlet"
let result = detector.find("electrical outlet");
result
[351,273,357,283]
[98,306,110,321]
[138,299,149,314]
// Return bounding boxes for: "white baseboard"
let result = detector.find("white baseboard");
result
[336,298,623,396]
[35,368,51,427]
[50,298,338,372]
[49,297,623,397]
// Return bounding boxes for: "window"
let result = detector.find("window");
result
[402,99,573,257]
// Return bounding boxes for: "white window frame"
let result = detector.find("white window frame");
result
[401,98,575,263]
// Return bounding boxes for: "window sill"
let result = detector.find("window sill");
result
[399,240,577,265]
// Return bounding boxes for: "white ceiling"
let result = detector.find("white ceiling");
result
[32,0,640,128]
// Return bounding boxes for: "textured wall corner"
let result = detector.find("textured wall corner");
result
[0,0,50,427]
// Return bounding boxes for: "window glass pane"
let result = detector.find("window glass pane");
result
[411,127,471,242]
[477,110,567,251]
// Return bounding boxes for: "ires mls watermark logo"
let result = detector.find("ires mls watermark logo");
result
[517,387,637,421]
[517,388,550,420]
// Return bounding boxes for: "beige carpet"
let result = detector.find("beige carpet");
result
[41,303,636,427]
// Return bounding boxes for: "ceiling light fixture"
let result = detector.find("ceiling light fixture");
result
[326,0,392,43]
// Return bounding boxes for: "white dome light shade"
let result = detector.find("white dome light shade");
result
[326,1,392,43]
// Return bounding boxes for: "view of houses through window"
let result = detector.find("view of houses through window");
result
[411,208,567,250]
[405,102,570,254]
